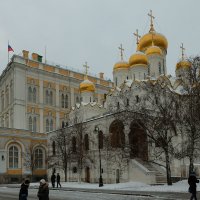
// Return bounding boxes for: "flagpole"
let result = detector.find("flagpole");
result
[45,45,47,64]
[8,41,9,63]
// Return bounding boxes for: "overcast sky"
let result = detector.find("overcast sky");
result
[0,0,199,80]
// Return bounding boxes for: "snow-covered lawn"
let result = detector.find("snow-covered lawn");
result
[26,180,200,193]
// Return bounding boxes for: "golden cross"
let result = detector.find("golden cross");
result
[133,29,141,45]
[83,62,89,76]
[148,10,155,31]
[118,44,124,60]
[180,43,185,59]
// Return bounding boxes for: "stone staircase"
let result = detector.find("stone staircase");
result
[134,158,167,184]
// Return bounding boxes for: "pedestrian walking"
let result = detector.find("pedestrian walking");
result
[188,171,199,200]
[37,179,49,200]
[19,179,30,200]
[51,173,56,188]
[56,173,61,188]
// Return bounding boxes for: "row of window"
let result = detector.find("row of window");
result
[1,82,14,111]
[28,116,54,132]
[28,86,70,108]
[8,145,45,169]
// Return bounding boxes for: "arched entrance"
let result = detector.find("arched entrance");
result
[109,120,125,148]
[129,122,148,160]
[85,167,90,183]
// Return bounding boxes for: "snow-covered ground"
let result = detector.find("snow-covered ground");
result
[27,180,199,193]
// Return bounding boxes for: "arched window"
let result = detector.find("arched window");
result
[65,95,68,108]
[73,167,77,173]
[50,119,53,131]
[117,102,120,109]
[33,88,36,103]
[46,119,49,132]
[52,141,56,156]
[127,98,129,106]
[159,62,162,75]
[136,95,139,103]
[45,90,49,104]
[72,136,76,153]
[98,131,103,149]
[61,94,64,108]
[84,134,89,151]
[29,116,32,131]
[115,77,117,86]
[5,87,9,107]
[28,87,32,102]
[34,148,43,169]
[50,91,53,105]
[33,117,37,132]
[76,96,79,103]
[9,146,19,168]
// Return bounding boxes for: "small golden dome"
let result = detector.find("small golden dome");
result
[80,79,95,92]
[129,51,148,67]
[146,45,162,56]
[138,31,168,52]
[113,61,129,71]
[176,60,191,70]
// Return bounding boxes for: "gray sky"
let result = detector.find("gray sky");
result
[0,0,199,80]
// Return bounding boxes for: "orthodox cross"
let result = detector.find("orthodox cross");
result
[148,10,155,31]
[118,44,124,60]
[180,43,185,59]
[83,62,89,76]
[133,29,141,45]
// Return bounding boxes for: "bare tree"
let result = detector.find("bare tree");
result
[50,128,72,182]
[137,81,180,185]
[23,143,46,181]
[179,56,200,174]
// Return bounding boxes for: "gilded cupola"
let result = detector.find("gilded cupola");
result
[176,43,191,70]
[113,44,129,72]
[138,10,168,52]
[80,62,95,93]
[129,29,148,67]
[145,31,162,56]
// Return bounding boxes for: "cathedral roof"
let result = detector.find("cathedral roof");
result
[113,60,129,72]
[80,79,95,93]
[145,45,162,56]
[129,51,148,67]
[138,30,168,52]
[176,59,191,70]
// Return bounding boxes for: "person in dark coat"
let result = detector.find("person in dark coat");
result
[188,172,199,200]
[51,173,56,188]
[19,179,30,200]
[56,173,61,188]
[37,179,49,200]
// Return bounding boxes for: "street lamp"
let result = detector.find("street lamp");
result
[94,125,103,187]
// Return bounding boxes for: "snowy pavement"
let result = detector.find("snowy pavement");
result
[29,179,200,193]
[0,180,199,199]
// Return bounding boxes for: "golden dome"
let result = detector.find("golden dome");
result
[129,51,148,67]
[138,31,168,52]
[146,45,162,56]
[80,79,95,92]
[176,60,191,70]
[113,61,129,71]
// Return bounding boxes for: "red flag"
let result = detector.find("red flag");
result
[8,44,14,52]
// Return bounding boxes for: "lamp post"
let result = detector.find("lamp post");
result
[95,126,103,187]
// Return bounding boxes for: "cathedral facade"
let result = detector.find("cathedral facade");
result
[48,12,200,185]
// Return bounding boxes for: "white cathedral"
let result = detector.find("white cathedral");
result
[48,11,199,184]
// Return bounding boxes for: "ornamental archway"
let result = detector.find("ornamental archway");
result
[109,120,125,148]
[129,121,148,160]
